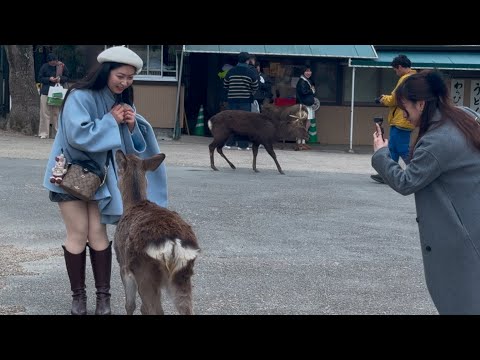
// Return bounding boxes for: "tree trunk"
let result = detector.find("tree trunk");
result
[4,45,39,135]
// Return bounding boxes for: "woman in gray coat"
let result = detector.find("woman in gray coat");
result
[372,70,480,315]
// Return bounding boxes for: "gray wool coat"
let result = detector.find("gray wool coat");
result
[372,111,480,315]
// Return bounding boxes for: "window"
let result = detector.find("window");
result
[263,59,339,103]
[379,68,397,95]
[312,62,337,103]
[343,67,399,104]
[105,45,181,81]
[343,67,377,103]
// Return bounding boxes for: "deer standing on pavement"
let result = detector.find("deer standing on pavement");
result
[114,150,200,315]
[208,103,309,174]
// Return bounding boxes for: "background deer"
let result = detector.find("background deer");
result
[208,104,309,174]
[114,150,200,315]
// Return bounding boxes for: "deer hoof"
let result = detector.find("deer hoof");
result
[279,170,285,175]
[211,166,219,171]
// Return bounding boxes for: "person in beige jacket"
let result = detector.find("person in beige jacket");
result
[371,54,416,183]
[37,53,70,139]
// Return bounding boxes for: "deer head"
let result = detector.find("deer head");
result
[115,150,166,206]
[287,104,308,122]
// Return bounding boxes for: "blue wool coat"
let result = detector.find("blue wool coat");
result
[43,86,168,224]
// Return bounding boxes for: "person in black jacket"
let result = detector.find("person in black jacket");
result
[38,53,70,139]
[252,62,273,112]
[295,65,315,150]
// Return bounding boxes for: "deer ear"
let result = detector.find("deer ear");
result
[143,153,165,172]
[115,150,127,171]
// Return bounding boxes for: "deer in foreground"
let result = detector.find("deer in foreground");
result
[208,104,309,174]
[114,150,200,315]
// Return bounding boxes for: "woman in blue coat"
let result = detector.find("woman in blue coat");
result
[43,46,168,315]
[372,70,480,314]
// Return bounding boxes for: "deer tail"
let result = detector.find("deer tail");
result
[146,239,199,276]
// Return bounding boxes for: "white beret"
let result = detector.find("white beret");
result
[97,46,143,74]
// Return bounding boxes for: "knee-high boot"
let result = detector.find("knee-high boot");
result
[62,246,87,315]
[88,241,112,315]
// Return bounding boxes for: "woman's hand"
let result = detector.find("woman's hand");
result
[122,104,136,132]
[373,123,388,152]
[111,104,125,125]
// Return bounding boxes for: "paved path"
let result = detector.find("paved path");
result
[0,130,436,315]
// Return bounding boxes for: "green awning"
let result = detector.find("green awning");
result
[183,45,377,59]
[350,50,480,70]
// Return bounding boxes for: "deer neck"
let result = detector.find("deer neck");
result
[121,175,148,207]
[275,122,290,139]
[122,194,147,209]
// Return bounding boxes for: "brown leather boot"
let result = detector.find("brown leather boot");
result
[62,246,87,315]
[88,242,112,315]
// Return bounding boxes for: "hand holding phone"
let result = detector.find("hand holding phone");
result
[373,117,384,140]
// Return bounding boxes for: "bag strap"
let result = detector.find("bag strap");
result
[62,147,112,183]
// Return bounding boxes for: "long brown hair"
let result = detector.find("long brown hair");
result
[395,70,480,157]
[60,62,134,113]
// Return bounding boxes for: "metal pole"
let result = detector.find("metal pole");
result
[348,66,356,153]
[173,48,185,140]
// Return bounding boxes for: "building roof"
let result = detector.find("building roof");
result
[183,45,378,59]
[350,50,480,70]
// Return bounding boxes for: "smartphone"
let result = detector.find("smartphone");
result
[373,117,385,140]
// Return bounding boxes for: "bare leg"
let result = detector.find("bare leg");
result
[86,201,109,251]
[58,200,89,254]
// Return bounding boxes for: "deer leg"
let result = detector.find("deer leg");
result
[252,143,260,173]
[170,262,195,315]
[264,144,284,175]
[135,266,164,315]
[121,270,137,315]
[138,285,164,315]
[217,147,236,170]
[209,142,219,171]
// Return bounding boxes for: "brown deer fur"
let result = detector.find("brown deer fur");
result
[114,150,200,315]
[207,104,309,174]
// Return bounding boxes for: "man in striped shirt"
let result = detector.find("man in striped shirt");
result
[223,52,259,150]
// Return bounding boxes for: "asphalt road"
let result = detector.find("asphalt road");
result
[0,131,437,315]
